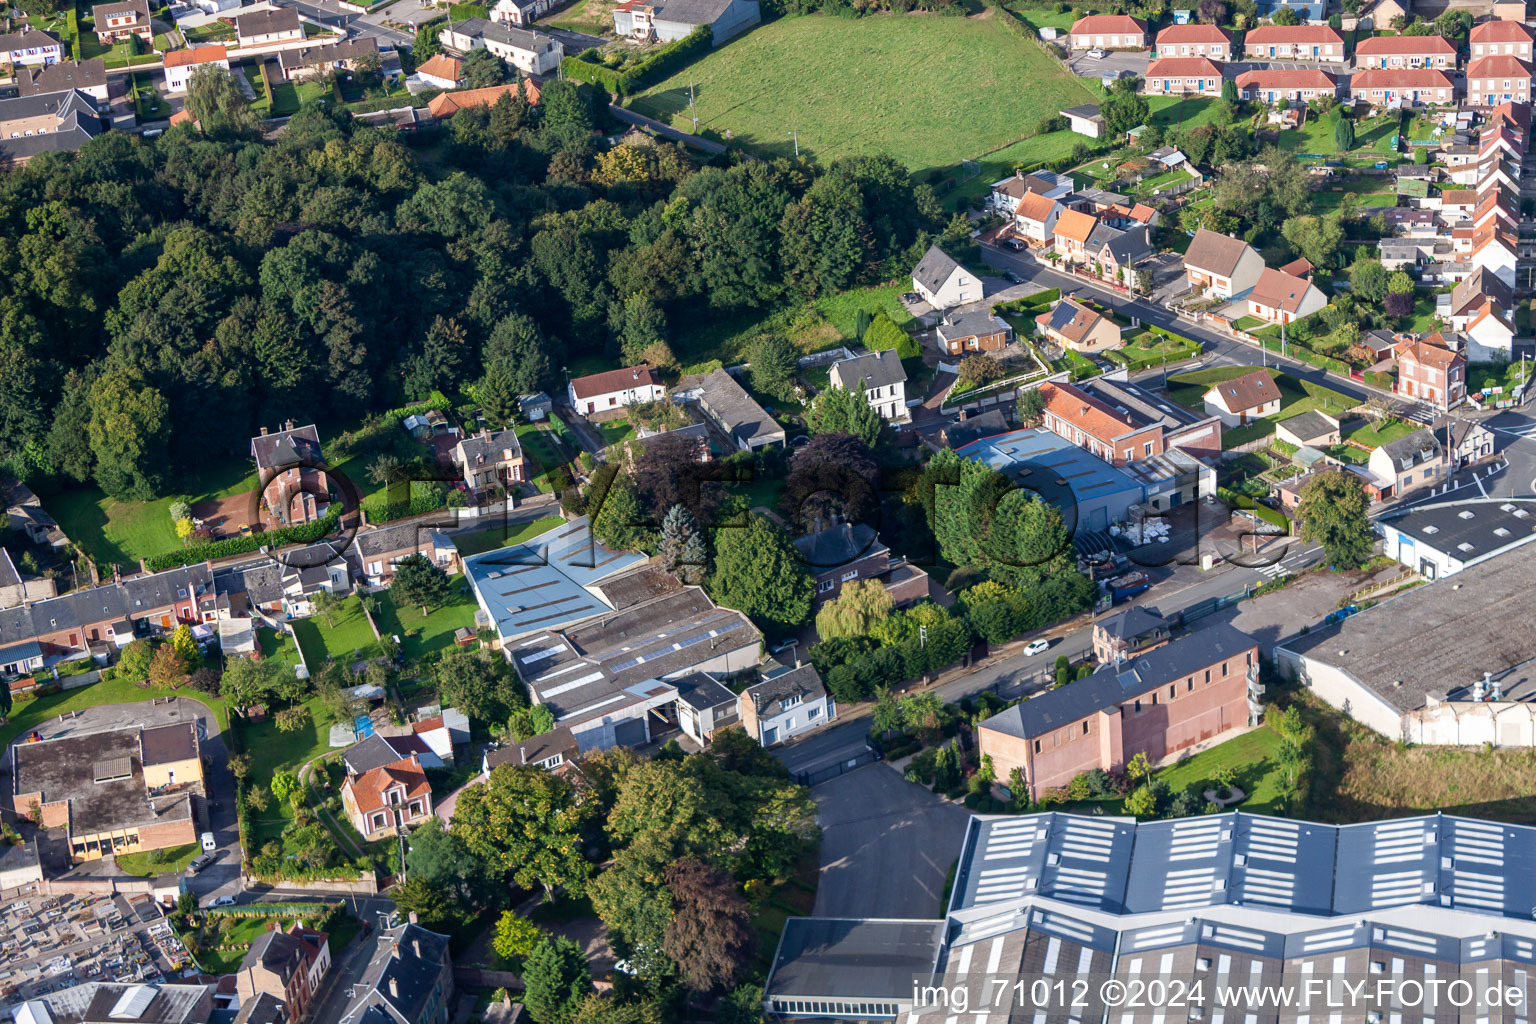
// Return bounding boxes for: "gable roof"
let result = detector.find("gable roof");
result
[236,6,300,36]
[1248,267,1318,314]
[1037,298,1110,346]
[1145,56,1223,79]
[1466,302,1516,336]
[1467,54,1535,78]
[1069,14,1146,34]
[484,726,579,768]
[457,427,522,467]
[700,368,784,446]
[1205,369,1282,412]
[1037,380,1138,441]
[912,244,961,292]
[0,88,104,161]
[792,522,886,570]
[1275,409,1338,443]
[569,364,662,400]
[1155,23,1230,43]
[278,34,378,70]
[1184,227,1255,277]
[241,929,310,983]
[1236,68,1338,91]
[1053,208,1098,243]
[983,624,1256,740]
[1355,33,1456,55]
[745,664,828,714]
[416,53,462,80]
[1379,426,1443,466]
[163,44,226,68]
[1351,67,1455,89]
[1451,266,1515,316]
[17,58,107,96]
[1243,24,1343,44]
[91,0,148,23]
[250,423,321,471]
[339,923,450,1024]
[0,27,61,52]
[1472,19,1534,42]
[426,79,540,117]
[1015,190,1060,224]
[346,755,430,814]
[830,348,906,390]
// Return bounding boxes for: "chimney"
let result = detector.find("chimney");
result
[259,426,269,436]
[284,418,294,431]
[520,746,526,763]
[1474,674,1486,702]
[408,911,419,925]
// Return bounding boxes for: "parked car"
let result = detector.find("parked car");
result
[1003,269,1020,283]
[1088,47,1106,57]
[208,896,235,908]
[188,854,213,875]
[1022,638,1050,656]
[1003,238,1025,252]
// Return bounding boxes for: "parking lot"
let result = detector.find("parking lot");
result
[1067,49,1148,79]
[0,893,192,1004]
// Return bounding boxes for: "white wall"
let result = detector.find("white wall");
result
[1276,648,1405,739]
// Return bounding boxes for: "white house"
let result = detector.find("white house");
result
[0,28,63,67]
[413,53,463,90]
[1183,227,1266,299]
[568,364,667,417]
[611,0,761,45]
[490,0,551,25]
[1377,500,1536,581]
[1464,302,1517,360]
[235,7,303,46]
[828,349,908,422]
[1471,230,1518,288]
[439,18,563,75]
[911,245,978,310]
[1203,369,1282,427]
[162,45,230,94]
[1246,267,1327,324]
[739,665,835,747]
[1014,191,1063,246]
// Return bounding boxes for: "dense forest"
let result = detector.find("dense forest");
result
[0,73,968,501]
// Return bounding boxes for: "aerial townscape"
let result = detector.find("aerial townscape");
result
[10,0,1536,1017]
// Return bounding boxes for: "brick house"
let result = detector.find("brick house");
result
[1141,56,1223,95]
[251,421,323,488]
[1471,18,1534,59]
[90,0,151,45]
[1154,23,1232,58]
[235,925,331,1024]
[1354,34,1457,68]
[336,923,453,1024]
[1241,25,1345,61]
[978,624,1260,800]
[1349,67,1456,107]
[1466,54,1534,105]
[791,522,929,606]
[1067,14,1146,49]
[341,754,433,840]
[1395,335,1466,410]
[935,307,1013,354]
[1038,380,1165,466]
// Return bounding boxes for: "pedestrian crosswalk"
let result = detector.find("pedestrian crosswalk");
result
[1254,561,1288,580]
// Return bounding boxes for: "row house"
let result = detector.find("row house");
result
[1067,14,1146,49]
[1441,265,1514,330]
[1349,67,1455,108]
[1153,23,1231,59]
[1141,56,1223,96]
[988,169,1071,216]
[1470,18,1534,60]
[1354,34,1457,69]
[1242,25,1345,61]
[1083,221,1152,287]
[1466,54,1534,105]
[1013,190,1061,245]
[1464,301,1517,359]
[978,624,1260,800]
[236,925,331,1024]
[1051,208,1097,259]
[1470,222,1518,287]
[1036,380,1165,467]
[1233,67,1337,103]
[0,563,213,677]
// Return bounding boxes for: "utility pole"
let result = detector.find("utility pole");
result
[788,128,798,157]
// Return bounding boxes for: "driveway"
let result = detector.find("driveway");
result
[812,765,971,919]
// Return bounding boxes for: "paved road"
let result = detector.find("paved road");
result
[811,766,970,919]
[608,104,728,155]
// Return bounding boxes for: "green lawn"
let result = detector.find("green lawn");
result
[1155,725,1289,814]
[1345,417,1418,448]
[42,457,260,570]
[0,677,229,763]
[182,20,234,42]
[244,64,329,117]
[243,697,335,848]
[131,72,169,120]
[290,597,380,668]
[542,0,613,32]
[116,841,201,877]
[1232,315,1267,332]
[596,420,637,449]
[944,129,1088,211]
[1167,366,1360,448]
[1468,361,1529,397]
[1115,328,1200,368]
[627,11,1098,171]
[815,281,916,334]
[1277,111,1400,161]
[515,423,572,493]
[372,574,481,662]
[1011,5,1080,30]
[257,627,305,673]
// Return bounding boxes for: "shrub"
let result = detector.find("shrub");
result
[146,504,343,572]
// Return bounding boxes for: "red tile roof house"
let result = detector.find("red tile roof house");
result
[342,753,433,840]
[1471,19,1534,60]
[1067,14,1146,49]
[1245,267,1328,324]
[1394,336,1462,408]
[1202,369,1282,427]
[1242,25,1345,61]
[1234,68,1338,103]
[1349,67,1456,108]
[1012,191,1062,246]
[566,364,666,417]
[1142,56,1223,96]
[1182,227,1265,299]
[1154,24,1232,59]
[1037,380,1167,466]
[1051,208,1098,260]
[1354,34,1458,69]
[1466,55,1534,105]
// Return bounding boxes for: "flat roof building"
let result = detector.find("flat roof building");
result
[955,427,1146,534]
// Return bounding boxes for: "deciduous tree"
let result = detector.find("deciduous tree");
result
[814,579,894,640]
[662,859,754,993]
[392,553,451,615]
[708,515,814,631]
[1296,470,1374,568]
[451,765,594,898]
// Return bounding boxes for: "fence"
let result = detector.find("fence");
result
[1175,589,1252,627]
[795,747,880,787]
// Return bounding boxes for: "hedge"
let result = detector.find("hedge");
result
[1217,486,1291,534]
[201,902,341,919]
[361,488,448,524]
[145,503,344,572]
[563,25,712,97]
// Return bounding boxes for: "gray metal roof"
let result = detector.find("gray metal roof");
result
[791,522,886,571]
[17,59,107,98]
[980,623,1257,741]
[672,670,737,712]
[648,0,737,25]
[935,307,1009,343]
[463,516,646,642]
[1377,499,1536,566]
[766,918,945,999]
[1094,605,1165,642]
[912,244,961,293]
[745,664,826,714]
[697,368,785,447]
[1275,409,1337,442]
[1379,426,1442,467]
[237,5,300,35]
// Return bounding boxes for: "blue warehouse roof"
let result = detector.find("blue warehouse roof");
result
[955,427,1145,528]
